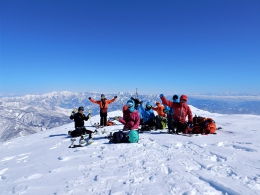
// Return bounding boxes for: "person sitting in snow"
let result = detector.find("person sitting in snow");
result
[160,94,193,134]
[115,99,140,131]
[89,94,117,127]
[122,97,143,125]
[110,99,140,144]
[140,102,156,131]
[152,101,167,130]
[69,106,93,139]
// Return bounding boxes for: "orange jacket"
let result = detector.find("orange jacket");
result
[90,97,116,113]
[152,102,166,117]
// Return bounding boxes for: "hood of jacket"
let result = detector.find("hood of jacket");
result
[180,95,188,102]
[127,99,135,112]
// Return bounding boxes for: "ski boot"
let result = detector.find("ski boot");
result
[79,135,87,146]
[69,138,77,148]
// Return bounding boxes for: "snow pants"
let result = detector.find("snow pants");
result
[70,127,93,138]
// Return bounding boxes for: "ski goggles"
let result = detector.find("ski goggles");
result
[146,105,152,108]
[127,102,133,108]
[181,99,187,103]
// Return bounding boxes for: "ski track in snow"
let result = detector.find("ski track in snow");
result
[0,110,260,195]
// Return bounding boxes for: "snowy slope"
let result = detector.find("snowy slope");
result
[1,107,260,195]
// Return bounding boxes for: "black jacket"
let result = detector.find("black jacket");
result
[70,112,90,128]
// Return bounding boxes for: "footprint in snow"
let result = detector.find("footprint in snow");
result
[0,156,16,162]
[0,168,8,180]
[161,164,172,175]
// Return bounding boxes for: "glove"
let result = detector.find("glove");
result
[114,116,121,121]
[114,96,117,98]
[88,97,91,100]
[160,94,164,98]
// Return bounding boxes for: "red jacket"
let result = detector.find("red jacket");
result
[161,95,193,124]
[119,109,140,130]
[152,102,166,117]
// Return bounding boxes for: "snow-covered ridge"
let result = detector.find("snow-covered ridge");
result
[190,94,260,100]
[1,91,260,142]
[0,109,260,194]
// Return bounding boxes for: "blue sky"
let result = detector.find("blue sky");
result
[0,0,260,96]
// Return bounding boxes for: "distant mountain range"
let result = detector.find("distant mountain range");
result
[0,91,260,142]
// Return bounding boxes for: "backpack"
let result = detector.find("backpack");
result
[106,120,115,126]
[192,116,216,134]
[128,130,139,143]
[161,117,167,129]
[110,131,129,144]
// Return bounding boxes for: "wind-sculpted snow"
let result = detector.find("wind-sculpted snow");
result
[0,109,260,194]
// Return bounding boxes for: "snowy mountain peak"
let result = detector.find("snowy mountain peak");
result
[118,91,133,96]
[1,110,260,194]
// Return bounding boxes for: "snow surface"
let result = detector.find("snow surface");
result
[1,106,260,195]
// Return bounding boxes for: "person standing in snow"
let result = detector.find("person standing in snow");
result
[152,101,166,130]
[160,94,193,134]
[89,94,117,127]
[164,95,179,131]
[69,106,93,139]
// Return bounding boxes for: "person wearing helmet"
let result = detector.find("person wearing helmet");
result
[69,106,93,138]
[89,94,117,127]
[152,101,166,130]
[160,94,193,134]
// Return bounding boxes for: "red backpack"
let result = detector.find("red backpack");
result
[106,120,115,126]
[192,116,217,134]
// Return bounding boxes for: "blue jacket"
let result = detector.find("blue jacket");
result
[136,106,143,119]
[140,102,155,123]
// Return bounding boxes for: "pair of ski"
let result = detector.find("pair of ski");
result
[160,130,217,136]
[69,135,94,148]
[159,130,201,137]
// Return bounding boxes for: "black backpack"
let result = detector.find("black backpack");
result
[109,131,129,144]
